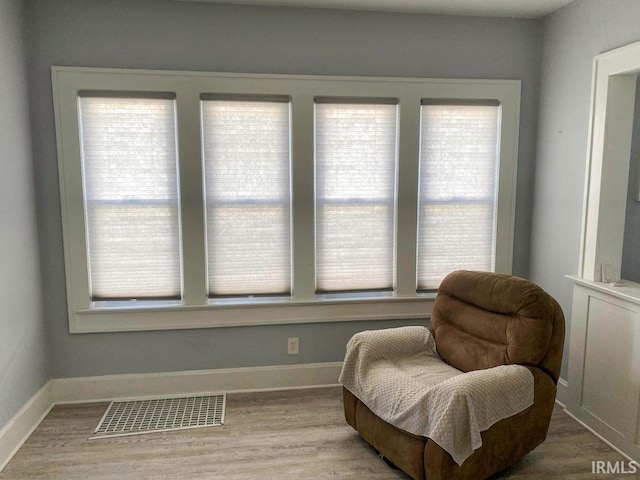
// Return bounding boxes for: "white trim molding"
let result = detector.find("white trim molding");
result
[0,382,54,472]
[0,362,342,472]
[52,67,520,333]
[555,377,568,408]
[51,362,343,404]
[562,407,639,467]
[578,40,640,281]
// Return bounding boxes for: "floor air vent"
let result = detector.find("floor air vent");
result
[91,394,225,438]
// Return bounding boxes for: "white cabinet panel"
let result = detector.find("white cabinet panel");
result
[582,296,637,437]
[567,277,640,462]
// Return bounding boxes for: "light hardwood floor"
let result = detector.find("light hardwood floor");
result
[0,387,629,479]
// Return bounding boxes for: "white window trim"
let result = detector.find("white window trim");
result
[52,66,520,333]
[577,40,640,282]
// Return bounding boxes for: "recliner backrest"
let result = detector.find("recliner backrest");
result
[431,270,565,382]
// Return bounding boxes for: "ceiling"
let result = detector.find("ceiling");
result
[182,0,576,18]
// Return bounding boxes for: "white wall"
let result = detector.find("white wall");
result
[531,0,640,379]
[0,0,49,428]
[25,0,542,378]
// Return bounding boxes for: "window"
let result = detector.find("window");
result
[314,99,398,293]
[52,68,519,333]
[78,93,181,301]
[417,101,500,290]
[201,95,291,297]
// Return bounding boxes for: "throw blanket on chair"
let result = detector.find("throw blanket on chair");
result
[339,326,535,465]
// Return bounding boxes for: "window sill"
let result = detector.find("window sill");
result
[71,294,435,333]
[567,275,640,306]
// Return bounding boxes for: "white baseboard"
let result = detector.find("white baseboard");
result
[0,362,342,472]
[557,375,639,464]
[51,361,343,404]
[0,382,54,472]
[562,407,638,465]
[555,377,568,408]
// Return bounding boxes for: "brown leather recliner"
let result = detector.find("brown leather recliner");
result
[342,270,565,480]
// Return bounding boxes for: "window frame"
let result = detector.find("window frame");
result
[52,67,520,333]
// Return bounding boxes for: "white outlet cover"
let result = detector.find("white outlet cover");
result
[287,337,299,355]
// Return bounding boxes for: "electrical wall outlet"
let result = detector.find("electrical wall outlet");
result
[287,337,299,355]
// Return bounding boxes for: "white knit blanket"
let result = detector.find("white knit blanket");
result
[339,326,534,465]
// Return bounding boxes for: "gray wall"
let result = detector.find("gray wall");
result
[0,0,49,427]
[621,80,640,282]
[25,0,541,378]
[531,0,640,379]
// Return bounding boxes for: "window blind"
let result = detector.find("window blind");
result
[315,100,398,293]
[202,98,291,296]
[78,95,181,300]
[417,102,500,290]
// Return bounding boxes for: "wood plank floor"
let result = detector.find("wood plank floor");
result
[0,387,629,479]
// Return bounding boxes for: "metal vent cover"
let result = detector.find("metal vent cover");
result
[92,394,225,438]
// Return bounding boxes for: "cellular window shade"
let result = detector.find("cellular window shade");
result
[417,103,500,290]
[202,99,291,296]
[315,101,398,293]
[78,96,181,300]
